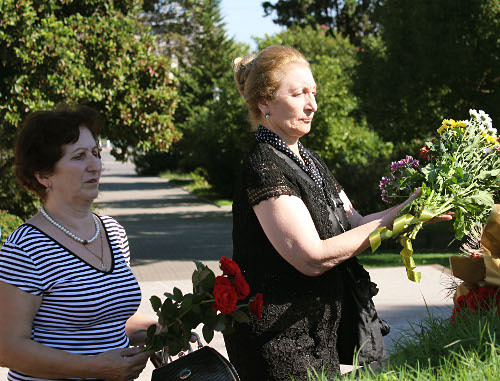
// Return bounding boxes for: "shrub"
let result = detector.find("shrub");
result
[0,210,23,244]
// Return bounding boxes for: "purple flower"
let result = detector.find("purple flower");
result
[391,156,420,173]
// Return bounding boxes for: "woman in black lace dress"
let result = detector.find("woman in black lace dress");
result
[223,45,449,381]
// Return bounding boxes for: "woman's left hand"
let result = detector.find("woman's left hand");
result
[424,211,455,225]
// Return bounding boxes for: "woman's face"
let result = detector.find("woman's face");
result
[45,127,102,204]
[264,63,317,141]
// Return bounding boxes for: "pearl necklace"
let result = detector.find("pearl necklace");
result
[40,206,100,245]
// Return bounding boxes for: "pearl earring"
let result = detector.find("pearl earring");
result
[265,113,270,119]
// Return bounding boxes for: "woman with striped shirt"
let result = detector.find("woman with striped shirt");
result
[0,106,157,380]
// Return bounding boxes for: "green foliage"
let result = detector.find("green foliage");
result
[176,62,254,197]
[262,0,379,45]
[0,210,23,244]
[258,26,393,213]
[0,163,39,221]
[145,260,256,356]
[355,0,500,143]
[0,0,179,218]
[131,150,178,176]
[138,0,253,199]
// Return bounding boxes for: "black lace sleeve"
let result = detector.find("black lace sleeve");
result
[244,146,301,206]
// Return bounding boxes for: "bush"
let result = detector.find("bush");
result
[132,150,181,176]
[0,210,23,244]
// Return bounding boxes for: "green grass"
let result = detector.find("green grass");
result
[302,306,500,380]
[357,251,451,269]
[159,170,232,207]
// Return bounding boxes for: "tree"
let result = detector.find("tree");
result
[258,26,393,213]
[262,0,379,45]
[354,0,500,144]
[135,0,249,182]
[0,0,179,219]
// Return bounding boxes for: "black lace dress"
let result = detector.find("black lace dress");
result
[224,131,359,380]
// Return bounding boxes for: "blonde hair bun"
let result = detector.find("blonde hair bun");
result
[233,54,256,96]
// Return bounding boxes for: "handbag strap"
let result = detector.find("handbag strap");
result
[161,332,204,365]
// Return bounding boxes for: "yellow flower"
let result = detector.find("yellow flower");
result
[482,133,498,145]
[442,119,456,129]
[457,121,467,128]
[437,126,446,134]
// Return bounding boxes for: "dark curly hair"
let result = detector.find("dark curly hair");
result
[15,104,103,202]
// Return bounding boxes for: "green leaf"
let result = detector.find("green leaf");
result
[146,323,157,339]
[193,260,206,271]
[173,287,183,302]
[150,296,162,312]
[467,191,494,207]
[199,269,216,293]
[160,299,178,323]
[214,313,228,331]
[421,164,439,184]
[231,309,251,323]
[202,324,214,343]
[477,169,500,181]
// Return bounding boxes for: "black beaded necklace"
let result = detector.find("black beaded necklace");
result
[256,126,323,187]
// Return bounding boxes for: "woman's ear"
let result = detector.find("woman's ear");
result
[34,172,51,190]
[257,98,270,116]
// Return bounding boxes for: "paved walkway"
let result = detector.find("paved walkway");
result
[0,150,457,379]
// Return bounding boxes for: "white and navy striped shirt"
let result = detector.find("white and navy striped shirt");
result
[0,215,142,381]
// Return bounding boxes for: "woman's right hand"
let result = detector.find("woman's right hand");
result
[381,188,422,228]
[93,347,153,380]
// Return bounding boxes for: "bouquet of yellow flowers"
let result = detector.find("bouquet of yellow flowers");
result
[372,109,500,282]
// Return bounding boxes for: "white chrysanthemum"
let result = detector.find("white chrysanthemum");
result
[478,110,493,130]
[469,109,480,120]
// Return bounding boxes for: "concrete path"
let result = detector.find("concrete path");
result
[0,150,457,379]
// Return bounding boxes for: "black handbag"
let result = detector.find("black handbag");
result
[151,341,240,381]
[337,258,390,365]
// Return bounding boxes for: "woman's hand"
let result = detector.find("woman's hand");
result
[424,211,455,225]
[94,347,153,380]
[380,188,423,228]
[381,188,454,228]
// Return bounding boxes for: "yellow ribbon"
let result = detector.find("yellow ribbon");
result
[368,210,434,282]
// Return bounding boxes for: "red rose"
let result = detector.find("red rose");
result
[249,293,263,320]
[232,272,250,300]
[464,289,480,311]
[219,256,241,277]
[212,276,238,314]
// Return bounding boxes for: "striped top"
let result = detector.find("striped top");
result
[0,215,142,381]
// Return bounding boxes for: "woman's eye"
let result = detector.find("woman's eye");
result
[73,154,84,160]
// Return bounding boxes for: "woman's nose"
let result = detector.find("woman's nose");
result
[306,93,317,112]
[88,153,102,173]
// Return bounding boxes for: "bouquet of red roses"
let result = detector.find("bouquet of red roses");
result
[144,257,263,356]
